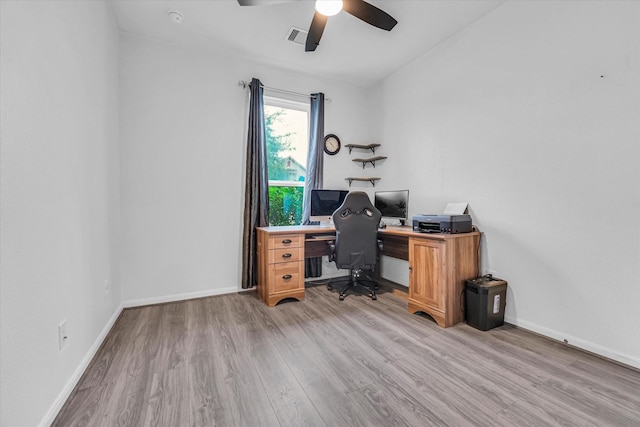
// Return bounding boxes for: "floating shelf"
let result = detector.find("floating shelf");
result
[352,156,387,169]
[345,177,381,187]
[345,143,381,154]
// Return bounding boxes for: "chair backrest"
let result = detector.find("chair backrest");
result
[331,191,382,271]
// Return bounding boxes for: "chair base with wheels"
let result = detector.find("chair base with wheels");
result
[327,268,378,301]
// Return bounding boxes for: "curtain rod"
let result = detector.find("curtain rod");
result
[238,80,332,102]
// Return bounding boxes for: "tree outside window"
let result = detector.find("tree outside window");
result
[264,98,309,226]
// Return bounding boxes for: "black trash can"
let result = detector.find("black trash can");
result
[465,275,507,331]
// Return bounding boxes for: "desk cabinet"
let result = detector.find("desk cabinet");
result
[256,230,305,307]
[408,233,479,328]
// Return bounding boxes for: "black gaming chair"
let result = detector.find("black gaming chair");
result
[328,191,382,301]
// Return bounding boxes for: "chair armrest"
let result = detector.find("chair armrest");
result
[328,241,336,262]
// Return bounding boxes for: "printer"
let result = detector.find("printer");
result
[412,214,473,234]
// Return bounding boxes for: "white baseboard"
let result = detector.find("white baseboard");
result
[38,302,125,427]
[122,286,242,308]
[505,315,640,370]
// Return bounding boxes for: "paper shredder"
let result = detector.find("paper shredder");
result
[465,275,508,331]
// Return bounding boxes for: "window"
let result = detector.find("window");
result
[264,97,309,226]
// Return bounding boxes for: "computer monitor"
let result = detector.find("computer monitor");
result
[374,190,409,225]
[310,189,349,223]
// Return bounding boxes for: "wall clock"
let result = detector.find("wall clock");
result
[323,134,341,155]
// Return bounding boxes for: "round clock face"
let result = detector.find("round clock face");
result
[324,134,341,155]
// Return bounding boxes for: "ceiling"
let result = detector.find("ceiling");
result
[109,0,505,88]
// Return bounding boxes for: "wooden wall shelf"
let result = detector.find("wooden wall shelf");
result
[352,156,387,169]
[345,177,381,187]
[345,143,384,186]
[345,143,381,154]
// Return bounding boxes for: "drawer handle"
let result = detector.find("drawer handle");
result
[282,239,292,244]
[282,253,292,258]
[282,274,293,280]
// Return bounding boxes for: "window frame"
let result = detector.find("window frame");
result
[263,95,310,188]
[264,95,310,226]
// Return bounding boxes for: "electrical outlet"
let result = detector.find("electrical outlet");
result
[58,320,68,350]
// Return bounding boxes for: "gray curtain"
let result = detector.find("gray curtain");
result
[303,93,325,278]
[241,78,269,289]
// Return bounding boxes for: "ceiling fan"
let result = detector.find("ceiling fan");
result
[237,0,398,52]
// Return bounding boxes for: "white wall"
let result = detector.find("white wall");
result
[373,0,640,367]
[0,1,120,426]
[119,34,371,303]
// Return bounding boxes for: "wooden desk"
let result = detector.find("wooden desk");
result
[256,225,480,328]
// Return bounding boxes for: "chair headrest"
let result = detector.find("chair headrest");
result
[332,191,381,223]
[338,207,376,219]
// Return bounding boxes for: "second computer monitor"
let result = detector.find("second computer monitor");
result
[374,190,409,225]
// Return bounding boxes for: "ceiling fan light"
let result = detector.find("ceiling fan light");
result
[315,0,343,17]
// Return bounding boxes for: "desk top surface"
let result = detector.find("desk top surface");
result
[257,224,479,240]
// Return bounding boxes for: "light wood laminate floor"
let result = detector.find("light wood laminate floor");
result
[53,284,640,426]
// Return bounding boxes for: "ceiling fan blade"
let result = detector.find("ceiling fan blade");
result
[342,0,397,31]
[305,11,328,52]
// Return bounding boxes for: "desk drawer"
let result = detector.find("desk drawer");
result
[270,261,303,292]
[269,247,304,264]
[269,234,302,249]
[305,238,333,258]
[379,234,409,260]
